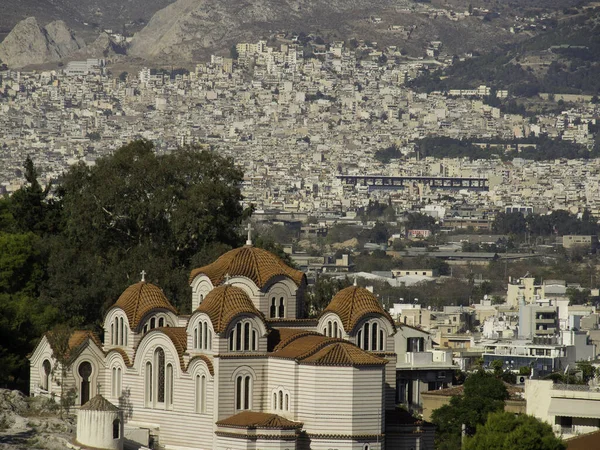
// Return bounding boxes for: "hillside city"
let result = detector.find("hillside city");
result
[2,33,600,450]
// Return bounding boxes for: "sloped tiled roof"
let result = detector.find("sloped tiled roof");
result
[112,282,177,329]
[186,354,214,376]
[189,246,305,288]
[216,411,302,429]
[323,285,395,332]
[80,394,120,412]
[106,348,132,367]
[301,341,388,366]
[270,329,387,367]
[196,285,264,333]
[68,330,103,351]
[156,327,188,369]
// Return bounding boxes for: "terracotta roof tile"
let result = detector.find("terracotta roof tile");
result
[80,394,120,412]
[216,411,302,429]
[189,246,305,288]
[68,330,103,352]
[136,327,188,370]
[323,286,396,332]
[106,348,132,367]
[111,282,177,329]
[186,354,214,376]
[196,285,264,333]
[270,330,387,367]
[301,341,388,366]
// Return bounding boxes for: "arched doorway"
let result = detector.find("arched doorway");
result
[42,360,51,391]
[78,361,92,405]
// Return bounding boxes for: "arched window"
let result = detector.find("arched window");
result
[42,360,51,391]
[279,390,283,410]
[155,348,165,404]
[235,375,251,410]
[110,323,114,345]
[203,322,208,349]
[150,318,156,329]
[198,323,203,349]
[327,321,332,337]
[278,297,285,318]
[193,327,198,349]
[363,445,370,450]
[113,419,120,439]
[166,364,173,408]
[159,317,164,327]
[285,393,289,410]
[78,361,92,405]
[145,361,153,406]
[229,320,258,352]
[270,297,276,318]
[114,317,119,346]
[195,374,207,413]
[119,317,124,345]
[333,322,338,338]
[273,392,277,409]
[358,321,386,351]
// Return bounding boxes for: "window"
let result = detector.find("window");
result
[235,375,252,410]
[78,361,92,405]
[150,318,156,329]
[272,388,290,411]
[156,348,165,403]
[194,321,212,351]
[195,374,206,413]
[145,362,153,406]
[270,297,276,318]
[111,367,122,398]
[166,364,173,408]
[278,297,285,318]
[113,419,120,439]
[229,320,258,352]
[358,321,386,351]
[119,317,124,344]
[42,360,51,391]
[159,317,164,327]
[110,323,114,345]
[114,317,119,345]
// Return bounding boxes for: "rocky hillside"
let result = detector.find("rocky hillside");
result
[128,0,520,63]
[0,389,74,450]
[0,17,84,68]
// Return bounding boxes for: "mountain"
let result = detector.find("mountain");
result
[0,17,84,68]
[128,0,525,63]
[409,6,600,97]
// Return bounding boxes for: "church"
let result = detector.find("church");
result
[28,234,433,450]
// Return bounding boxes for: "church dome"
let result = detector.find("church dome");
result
[323,286,395,332]
[196,285,264,333]
[189,246,305,289]
[112,282,177,329]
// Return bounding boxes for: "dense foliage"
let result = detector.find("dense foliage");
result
[493,210,600,236]
[409,9,600,96]
[0,140,251,390]
[415,136,591,161]
[465,411,565,450]
[431,371,508,450]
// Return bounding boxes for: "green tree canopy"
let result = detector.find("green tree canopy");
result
[43,140,250,324]
[465,411,565,450]
[432,371,508,450]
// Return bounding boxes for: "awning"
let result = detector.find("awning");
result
[548,398,600,419]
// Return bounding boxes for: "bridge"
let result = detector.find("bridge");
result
[337,175,489,191]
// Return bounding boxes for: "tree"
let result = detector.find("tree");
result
[46,324,75,417]
[42,140,251,324]
[465,411,565,450]
[432,371,508,450]
[304,276,352,317]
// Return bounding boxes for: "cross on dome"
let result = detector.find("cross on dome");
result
[246,223,253,246]
[140,270,146,282]
[224,273,231,284]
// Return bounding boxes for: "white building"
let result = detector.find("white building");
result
[29,242,433,449]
